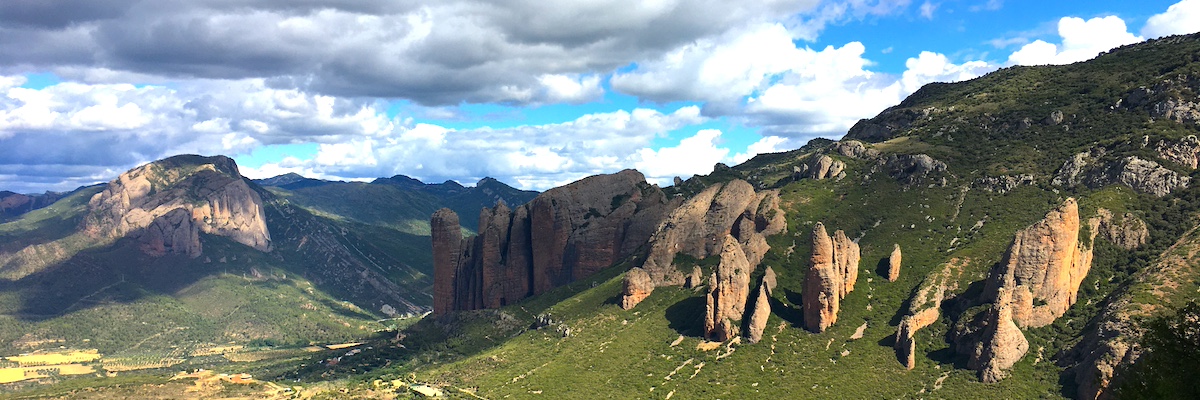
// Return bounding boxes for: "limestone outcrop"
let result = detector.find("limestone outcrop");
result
[795,155,846,180]
[762,266,777,294]
[881,154,948,186]
[894,259,964,369]
[84,155,271,257]
[1054,152,1190,197]
[432,170,678,315]
[831,140,879,159]
[1156,135,1200,169]
[802,223,860,333]
[703,235,752,341]
[887,244,902,282]
[983,198,1095,328]
[620,179,785,309]
[620,267,654,310]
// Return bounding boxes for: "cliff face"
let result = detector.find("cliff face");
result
[432,170,676,315]
[802,222,860,333]
[84,155,271,256]
[619,179,786,310]
[954,198,1096,382]
[703,235,752,341]
[982,198,1093,328]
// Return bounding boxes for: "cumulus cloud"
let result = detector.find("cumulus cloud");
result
[0,0,821,106]
[634,129,730,184]
[919,1,938,20]
[1007,16,1142,65]
[615,24,996,140]
[1143,0,1200,38]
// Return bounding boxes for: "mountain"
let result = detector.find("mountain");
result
[4,34,1200,398]
[274,33,1199,399]
[0,190,68,223]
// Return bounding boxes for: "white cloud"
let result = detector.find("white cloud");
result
[732,135,793,164]
[919,1,938,20]
[1143,0,1200,38]
[1007,16,1142,65]
[634,129,730,185]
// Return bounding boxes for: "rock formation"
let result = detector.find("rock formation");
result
[432,170,677,315]
[685,266,704,288]
[620,179,786,309]
[84,155,271,256]
[703,235,752,341]
[881,154,948,186]
[798,155,846,180]
[1055,152,1190,197]
[762,266,777,294]
[894,259,964,369]
[1095,209,1149,250]
[1156,135,1200,169]
[982,198,1095,328]
[620,267,653,310]
[802,223,860,333]
[745,283,771,344]
[887,244,902,282]
[955,198,1097,381]
[956,288,1030,383]
[831,140,879,159]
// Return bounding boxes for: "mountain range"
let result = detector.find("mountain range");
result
[1,33,1199,399]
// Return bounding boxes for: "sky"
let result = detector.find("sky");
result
[1,0,1199,193]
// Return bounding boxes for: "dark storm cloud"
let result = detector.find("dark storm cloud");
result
[1,0,819,105]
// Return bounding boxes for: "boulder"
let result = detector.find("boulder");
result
[620,267,654,310]
[961,288,1029,383]
[887,244,902,282]
[685,265,704,289]
[762,266,777,294]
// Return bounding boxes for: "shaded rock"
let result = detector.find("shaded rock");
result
[887,244,902,282]
[745,284,771,344]
[1052,151,1094,187]
[894,259,964,369]
[433,170,678,315]
[431,209,463,316]
[136,208,201,257]
[880,154,948,186]
[1044,110,1065,125]
[762,266,777,295]
[845,107,926,142]
[84,155,271,256]
[685,265,704,289]
[958,288,1029,383]
[620,267,654,310]
[976,174,1036,194]
[1095,209,1148,250]
[802,223,860,333]
[703,235,752,341]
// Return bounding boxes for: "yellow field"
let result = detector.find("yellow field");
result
[5,350,102,367]
[325,342,363,350]
[0,364,96,384]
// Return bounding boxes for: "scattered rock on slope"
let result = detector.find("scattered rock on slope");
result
[620,267,654,310]
[887,244,902,282]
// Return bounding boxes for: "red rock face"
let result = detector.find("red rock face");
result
[802,222,860,333]
[432,170,676,315]
[431,208,462,316]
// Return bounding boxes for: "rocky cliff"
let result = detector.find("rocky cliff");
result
[887,244,902,282]
[619,179,785,310]
[952,198,1096,381]
[982,198,1094,328]
[802,222,860,333]
[84,155,271,256]
[703,235,752,341]
[432,170,676,315]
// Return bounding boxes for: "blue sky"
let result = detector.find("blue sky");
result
[1,0,1197,193]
